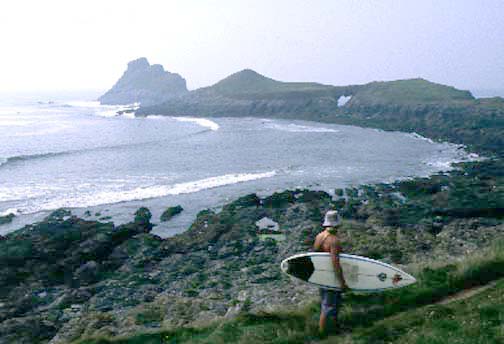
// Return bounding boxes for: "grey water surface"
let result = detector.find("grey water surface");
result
[0,94,473,237]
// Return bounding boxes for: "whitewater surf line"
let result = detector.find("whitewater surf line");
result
[264,122,339,133]
[2,171,277,215]
[168,116,220,131]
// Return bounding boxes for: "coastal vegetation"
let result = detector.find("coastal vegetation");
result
[0,72,502,343]
[74,239,504,343]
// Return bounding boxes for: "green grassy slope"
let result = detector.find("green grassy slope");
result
[348,78,474,106]
[75,240,504,344]
[339,280,504,344]
[200,69,334,95]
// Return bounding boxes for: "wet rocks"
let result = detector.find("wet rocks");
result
[0,213,14,226]
[74,261,100,286]
[134,207,153,230]
[0,163,502,343]
[160,205,183,222]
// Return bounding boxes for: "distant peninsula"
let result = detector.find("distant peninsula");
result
[98,57,188,106]
[134,67,502,155]
[99,59,502,154]
[137,68,474,119]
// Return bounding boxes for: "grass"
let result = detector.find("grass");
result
[74,240,504,344]
[338,279,504,344]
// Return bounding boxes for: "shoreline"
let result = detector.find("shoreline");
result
[0,115,476,238]
[0,108,502,343]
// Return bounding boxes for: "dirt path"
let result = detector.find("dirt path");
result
[437,281,498,305]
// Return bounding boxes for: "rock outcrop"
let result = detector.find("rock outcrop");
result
[99,57,188,106]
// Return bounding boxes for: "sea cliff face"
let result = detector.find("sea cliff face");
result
[98,57,188,106]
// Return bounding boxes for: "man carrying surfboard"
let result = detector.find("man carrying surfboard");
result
[313,210,349,334]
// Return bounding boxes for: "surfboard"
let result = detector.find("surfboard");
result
[280,252,416,292]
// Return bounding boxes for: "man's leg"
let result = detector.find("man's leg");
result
[319,289,328,335]
[319,311,327,334]
[321,290,342,334]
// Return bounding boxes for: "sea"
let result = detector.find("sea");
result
[0,92,478,237]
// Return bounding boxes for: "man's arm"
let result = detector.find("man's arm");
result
[313,235,322,252]
[330,241,349,291]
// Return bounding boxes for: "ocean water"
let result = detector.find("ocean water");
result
[0,93,475,237]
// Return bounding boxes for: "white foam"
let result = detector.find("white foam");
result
[65,100,139,118]
[66,100,102,108]
[467,153,481,160]
[425,160,453,171]
[145,115,166,120]
[409,132,435,144]
[265,122,339,133]
[0,185,64,202]
[8,171,276,214]
[170,116,220,131]
[337,95,352,107]
[121,112,136,119]
[0,208,19,217]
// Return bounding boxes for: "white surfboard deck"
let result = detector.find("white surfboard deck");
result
[280,252,416,292]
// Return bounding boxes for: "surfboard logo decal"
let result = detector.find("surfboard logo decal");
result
[392,274,403,285]
[377,272,387,282]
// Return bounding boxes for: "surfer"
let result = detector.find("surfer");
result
[313,210,349,334]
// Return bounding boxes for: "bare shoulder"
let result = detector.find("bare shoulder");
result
[329,235,343,252]
[313,231,327,251]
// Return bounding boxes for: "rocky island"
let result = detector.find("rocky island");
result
[98,57,188,106]
[0,69,503,343]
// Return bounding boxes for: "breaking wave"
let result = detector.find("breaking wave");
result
[265,122,339,133]
[145,115,220,131]
[5,171,277,214]
[408,132,435,144]
[169,116,220,131]
[64,101,139,118]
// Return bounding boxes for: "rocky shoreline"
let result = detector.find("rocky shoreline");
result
[1,72,503,342]
[0,156,502,343]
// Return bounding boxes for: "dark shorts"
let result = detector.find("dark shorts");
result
[320,288,342,318]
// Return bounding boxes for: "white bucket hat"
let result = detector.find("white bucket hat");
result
[323,210,340,227]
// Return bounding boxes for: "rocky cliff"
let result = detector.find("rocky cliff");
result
[98,58,188,106]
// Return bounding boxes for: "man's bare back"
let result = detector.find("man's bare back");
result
[314,230,340,253]
[313,229,349,290]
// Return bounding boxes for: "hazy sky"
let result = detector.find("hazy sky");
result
[1,0,503,93]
